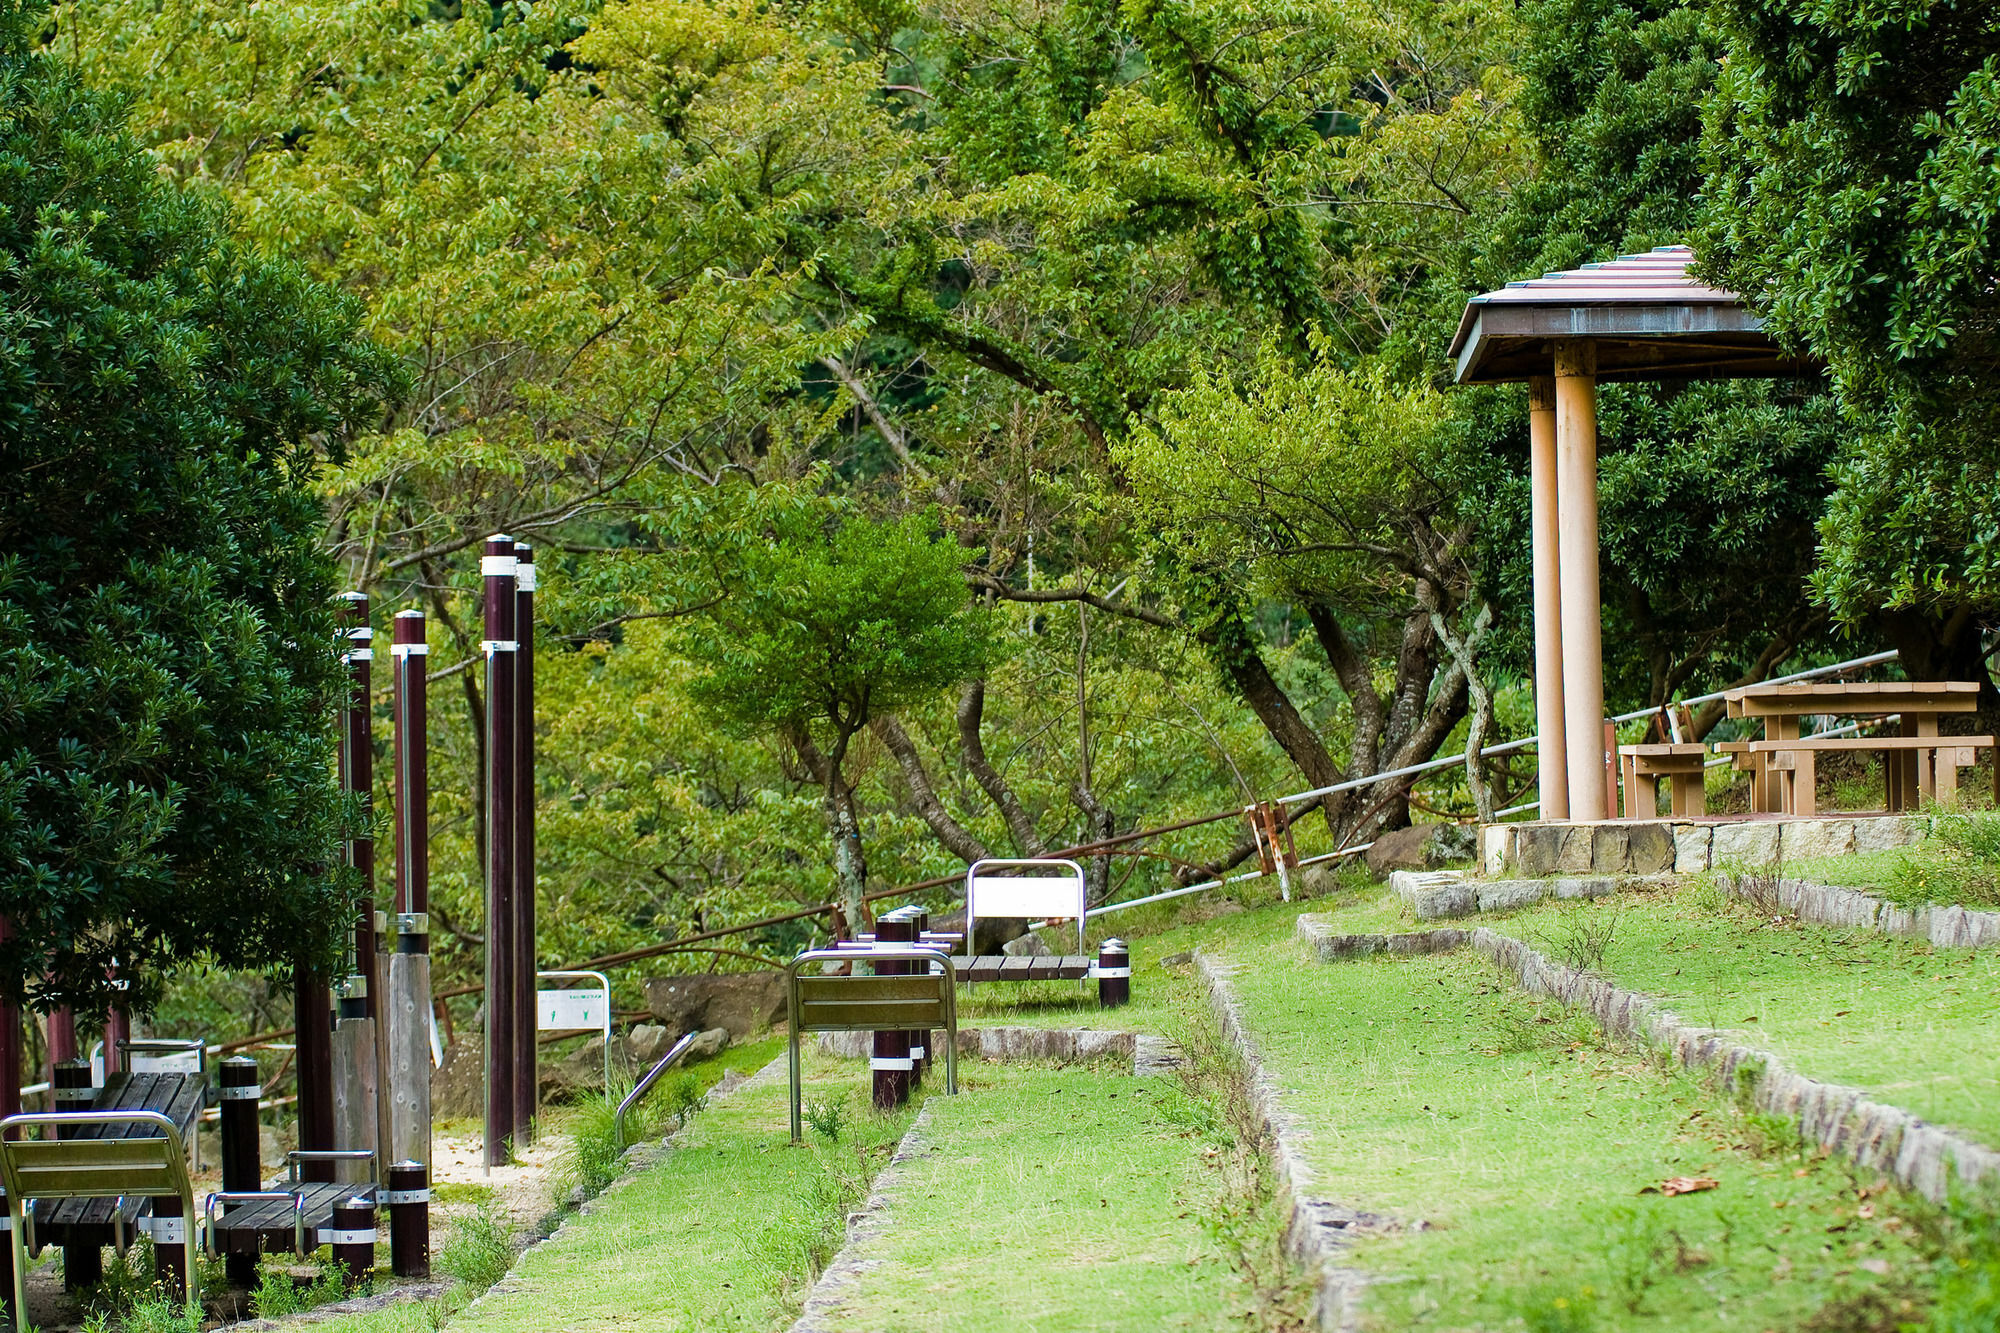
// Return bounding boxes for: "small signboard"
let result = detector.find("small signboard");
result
[536,970,615,1100]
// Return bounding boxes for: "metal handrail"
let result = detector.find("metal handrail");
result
[613,1032,699,1151]
[285,1148,377,1186]
[204,1189,308,1257]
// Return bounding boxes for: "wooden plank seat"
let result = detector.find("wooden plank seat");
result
[206,1182,351,1256]
[1748,734,1996,815]
[952,955,1094,984]
[33,1071,206,1249]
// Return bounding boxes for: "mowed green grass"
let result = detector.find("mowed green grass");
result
[445,1053,912,1333]
[1498,884,2000,1146]
[808,1062,1251,1333]
[1220,930,1936,1331]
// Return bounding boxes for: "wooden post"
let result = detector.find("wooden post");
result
[338,593,377,1009]
[294,967,335,1183]
[910,907,931,1087]
[332,983,379,1187]
[386,1160,430,1279]
[329,1194,377,1285]
[388,610,434,1171]
[1097,938,1130,1008]
[218,1056,262,1287]
[512,542,537,1147]
[53,1059,98,1290]
[1603,719,1620,821]
[482,536,518,1170]
[1527,375,1568,820]
[1553,341,1607,823]
[150,1191,188,1298]
[872,916,914,1109]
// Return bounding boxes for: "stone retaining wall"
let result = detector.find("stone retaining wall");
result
[1480,814,1925,878]
[1388,871,1675,921]
[815,1026,1144,1065]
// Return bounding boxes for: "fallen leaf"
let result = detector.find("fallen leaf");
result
[1833,1010,1851,1018]
[1858,1203,1875,1219]
[1659,1176,1720,1196]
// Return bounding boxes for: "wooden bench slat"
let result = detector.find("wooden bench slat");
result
[1748,736,1994,752]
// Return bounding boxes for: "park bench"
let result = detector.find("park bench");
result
[205,1147,379,1264]
[0,1111,202,1320]
[1618,743,1709,818]
[955,858,1093,983]
[786,947,958,1142]
[1722,681,1996,815]
[36,1041,209,1288]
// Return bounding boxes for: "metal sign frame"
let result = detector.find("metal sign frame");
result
[535,970,615,1099]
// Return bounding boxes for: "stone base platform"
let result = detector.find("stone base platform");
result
[1478,813,1927,878]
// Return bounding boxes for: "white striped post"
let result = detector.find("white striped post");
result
[482,537,518,1169]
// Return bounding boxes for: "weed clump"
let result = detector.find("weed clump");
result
[437,1203,514,1292]
[250,1257,350,1319]
[1888,812,2000,910]
[803,1089,854,1143]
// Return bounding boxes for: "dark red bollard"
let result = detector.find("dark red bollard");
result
[150,1192,189,1298]
[878,909,922,1094]
[386,1161,430,1279]
[870,913,913,1110]
[1097,938,1130,1008]
[54,1058,101,1290]
[908,907,931,1089]
[329,1195,377,1285]
[218,1055,262,1287]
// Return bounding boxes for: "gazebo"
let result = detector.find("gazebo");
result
[1448,246,1818,821]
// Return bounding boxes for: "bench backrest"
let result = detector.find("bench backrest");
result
[785,948,958,1142]
[965,858,1087,955]
[0,1111,193,1201]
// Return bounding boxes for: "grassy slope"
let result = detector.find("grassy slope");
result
[1497,885,2000,1145]
[446,1052,912,1333]
[809,1063,1251,1333]
[1217,918,1936,1330]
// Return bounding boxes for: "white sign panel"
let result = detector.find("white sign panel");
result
[538,987,609,1032]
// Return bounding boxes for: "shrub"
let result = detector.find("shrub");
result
[437,1204,514,1292]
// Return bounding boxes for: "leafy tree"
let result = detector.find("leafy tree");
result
[0,0,395,1019]
[1699,0,2000,707]
[677,497,995,928]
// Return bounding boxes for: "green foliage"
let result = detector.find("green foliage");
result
[252,1257,351,1319]
[1888,813,2000,910]
[0,0,396,1015]
[801,1089,854,1143]
[437,1205,515,1292]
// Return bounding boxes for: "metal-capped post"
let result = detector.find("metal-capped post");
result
[482,536,518,1170]
[218,1056,263,1286]
[338,593,377,1011]
[512,542,537,1146]
[1097,939,1130,1008]
[389,611,435,1173]
[871,913,915,1109]
[329,1194,377,1285]
[386,1160,430,1278]
[53,1058,98,1289]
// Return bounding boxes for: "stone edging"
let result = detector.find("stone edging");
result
[1193,950,1378,1333]
[1391,871,1677,920]
[1716,874,2000,949]
[815,1025,1155,1067]
[787,1103,936,1333]
[1299,921,2000,1206]
[1296,917,1469,958]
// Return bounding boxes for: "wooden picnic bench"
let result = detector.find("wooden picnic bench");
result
[1618,743,1708,818]
[1722,681,1995,815]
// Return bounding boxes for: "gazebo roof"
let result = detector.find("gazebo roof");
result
[1449,246,1818,384]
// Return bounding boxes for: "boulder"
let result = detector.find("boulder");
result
[642,971,786,1039]
[1001,931,1054,958]
[1363,825,1431,875]
[1423,823,1478,867]
[684,1027,730,1062]
[930,907,1024,956]
[431,1037,484,1121]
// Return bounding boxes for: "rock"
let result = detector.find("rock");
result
[684,1027,729,1061]
[627,1023,675,1067]
[1001,931,1054,958]
[1423,823,1478,867]
[1364,825,1432,875]
[931,907,1024,956]
[1390,869,1474,919]
[1160,951,1193,968]
[1711,820,1782,869]
[1480,825,1514,877]
[1854,814,1924,855]
[1627,823,1675,874]
[642,971,786,1039]
[1514,824,1563,878]
[431,1036,484,1121]
[1673,823,1713,873]
[1782,818,1856,861]
[1294,861,1349,897]
[1555,824,1595,873]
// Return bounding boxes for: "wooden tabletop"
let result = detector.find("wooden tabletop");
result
[1724,680,1979,719]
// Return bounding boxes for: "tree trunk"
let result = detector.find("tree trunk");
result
[788,725,870,934]
[872,716,989,864]
[958,680,1045,854]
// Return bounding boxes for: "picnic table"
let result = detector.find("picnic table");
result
[1720,681,1995,815]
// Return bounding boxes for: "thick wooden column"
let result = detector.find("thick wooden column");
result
[481,537,517,1169]
[512,543,537,1146]
[1553,341,1608,820]
[1527,375,1568,820]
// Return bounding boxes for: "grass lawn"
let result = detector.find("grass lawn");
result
[1495,884,2000,1147]
[1212,917,1939,1331]
[445,1052,913,1333]
[805,1062,1254,1332]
